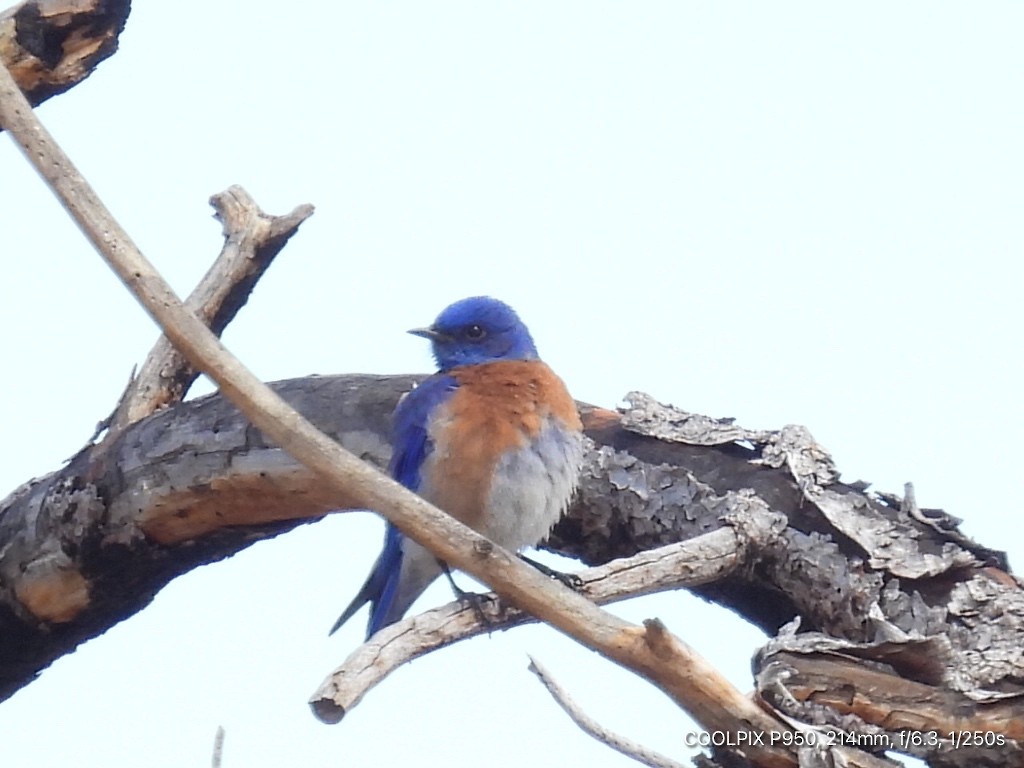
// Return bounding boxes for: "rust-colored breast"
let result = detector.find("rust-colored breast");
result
[419,360,581,531]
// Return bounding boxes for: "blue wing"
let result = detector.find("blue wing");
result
[329,374,458,638]
[388,373,459,491]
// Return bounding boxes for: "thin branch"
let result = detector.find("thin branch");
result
[101,185,314,439]
[0,62,799,767]
[211,726,224,768]
[528,656,687,768]
[310,510,786,721]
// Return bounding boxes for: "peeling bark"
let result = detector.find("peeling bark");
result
[0,380,1021,766]
[0,0,130,109]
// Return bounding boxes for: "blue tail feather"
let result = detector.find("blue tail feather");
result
[328,524,404,638]
[330,373,458,638]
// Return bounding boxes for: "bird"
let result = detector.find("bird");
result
[329,296,584,640]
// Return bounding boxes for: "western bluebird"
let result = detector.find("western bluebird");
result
[329,296,584,639]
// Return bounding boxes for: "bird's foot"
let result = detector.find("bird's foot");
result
[460,590,495,628]
[441,561,495,627]
[519,554,584,590]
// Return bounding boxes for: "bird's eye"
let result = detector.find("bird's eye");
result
[465,324,486,340]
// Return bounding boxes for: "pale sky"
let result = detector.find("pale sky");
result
[1,3,1021,767]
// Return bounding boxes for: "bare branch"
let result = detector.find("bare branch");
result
[211,726,224,768]
[528,656,687,768]
[310,510,786,722]
[101,185,314,438]
[0,0,130,110]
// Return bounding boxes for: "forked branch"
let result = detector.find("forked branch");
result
[100,185,314,441]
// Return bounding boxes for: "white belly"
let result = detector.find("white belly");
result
[481,417,585,551]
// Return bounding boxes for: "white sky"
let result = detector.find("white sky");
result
[1,2,1021,766]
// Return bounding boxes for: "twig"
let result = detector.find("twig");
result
[528,656,687,768]
[0,64,797,768]
[310,511,786,721]
[84,364,135,446]
[101,185,314,439]
[211,726,225,768]
[901,481,924,523]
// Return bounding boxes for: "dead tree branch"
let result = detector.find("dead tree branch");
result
[310,513,785,722]
[528,656,688,768]
[0,0,130,110]
[755,629,1024,767]
[101,185,314,439]
[211,726,225,768]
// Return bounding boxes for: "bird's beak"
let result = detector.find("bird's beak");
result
[408,326,449,342]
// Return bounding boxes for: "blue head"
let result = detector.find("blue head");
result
[410,296,539,370]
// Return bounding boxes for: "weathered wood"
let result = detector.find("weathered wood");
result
[99,186,314,439]
[528,655,690,768]
[0,374,402,702]
[0,379,1020,766]
[0,0,130,109]
[755,636,1024,767]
